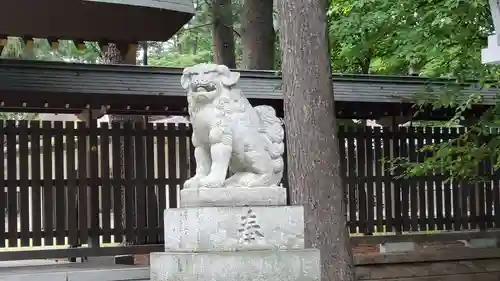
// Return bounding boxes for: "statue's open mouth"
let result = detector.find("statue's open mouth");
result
[191,82,217,93]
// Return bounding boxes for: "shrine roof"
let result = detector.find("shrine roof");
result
[0,60,495,120]
[0,0,194,42]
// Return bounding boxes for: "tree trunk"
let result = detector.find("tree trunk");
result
[277,1,355,281]
[212,0,236,68]
[241,0,275,70]
[103,43,144,246]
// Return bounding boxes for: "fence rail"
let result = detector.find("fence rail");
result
[0,120,497,260]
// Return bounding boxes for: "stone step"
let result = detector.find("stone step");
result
[150,249,320,281]
[164,206,304,251]
[0,261,148,281]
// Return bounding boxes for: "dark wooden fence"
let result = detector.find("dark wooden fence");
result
[0,120,194,260]
[0,120,498,260]
[339,125,500,235]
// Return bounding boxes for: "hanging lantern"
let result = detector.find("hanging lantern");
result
[482,0,500,64]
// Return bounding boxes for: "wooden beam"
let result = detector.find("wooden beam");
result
[74,39,86,51]
[47,38,59,50]
[113,42,138,64]
[122,43,138,64]
[0,244,164,261]
[350,230,500,246]
[355,247,500,265]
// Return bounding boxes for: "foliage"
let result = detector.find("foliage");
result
[1,37,102,63]
[327,0,498,78]
[326,0,500,184]
[0,112,37,121]
[389,82,500,184]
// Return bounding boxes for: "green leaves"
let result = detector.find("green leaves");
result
[327,0,498,79]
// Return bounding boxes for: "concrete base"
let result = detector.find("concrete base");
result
[164,206,304,251]
[379,242,415,253]
[179,187,287,207]
[149,249,320,281]
[466,238,498,249]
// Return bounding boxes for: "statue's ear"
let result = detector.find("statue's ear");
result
[180,73,190,89]
[220,71,240,87]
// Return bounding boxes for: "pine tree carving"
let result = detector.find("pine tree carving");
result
[238,209,264,244]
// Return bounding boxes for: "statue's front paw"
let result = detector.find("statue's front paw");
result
[183,177,202,189]
[198,176,224,188]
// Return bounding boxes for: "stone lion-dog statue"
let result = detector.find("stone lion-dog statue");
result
[181,63,285,189]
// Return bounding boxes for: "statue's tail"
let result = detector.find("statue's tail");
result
[254,105,285,186]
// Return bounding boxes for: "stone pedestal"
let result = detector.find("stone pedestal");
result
[150,187,320,281]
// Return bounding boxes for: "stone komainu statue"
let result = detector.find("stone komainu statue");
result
[181,63,284,189]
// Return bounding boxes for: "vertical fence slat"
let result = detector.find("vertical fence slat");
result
[392,126,402,233]
[493,128,500,229]
[0,121,4,248]
[462,180,471,231]
[65,122,78,247]
[346,126,357,233]
[77,122,88,244]
[365,126,375,234]
[167,124,178,209]
[30,121,41,246]
[373,127,383,233]
[42,121,54,246]
[435,127,445,230]
[416,127,427,231]
[399,127,410,232]
[442,128,453,230]
[123,121,135,243]
[6,121,17,247]
[19,121,30,246]
[145,123,157,243]
[54,121,66,245]
[450,128,461,231]
[338,126,348,225]
[178,124,189,187]
[156,123,166,242]
[88,120,100,246]
[188,125,196,178]
[382,127,393,233]
[100,123,111,244]
[111,122,123,243]
[134,121,147,244]
[478,154,487,230]
[425,127,435,231]
[408,128,419,231]
[485,145,494,228]
[355,126,367,234]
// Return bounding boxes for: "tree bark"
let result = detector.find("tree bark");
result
[212,0,236,68]
[241,0,275,70]
[277,1,355,281]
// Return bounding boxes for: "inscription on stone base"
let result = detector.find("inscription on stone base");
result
[164,206,304,251]
[150,249,320,281]
[179,187,287,207]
